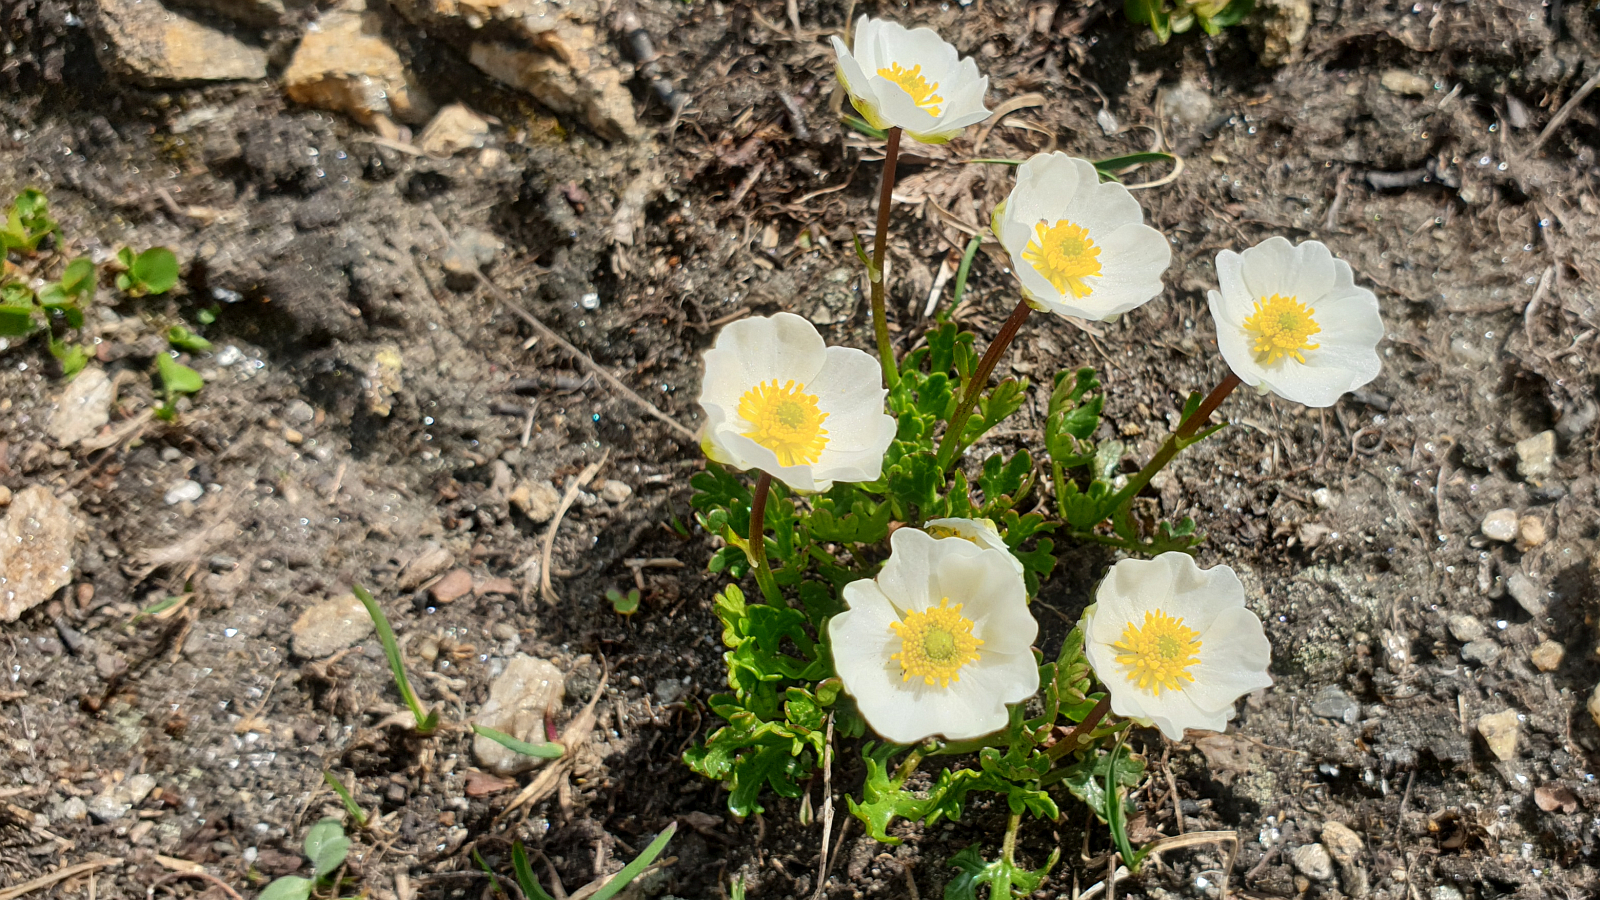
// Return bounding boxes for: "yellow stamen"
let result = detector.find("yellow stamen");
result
[738,379,830,467]
[876,62,944,116]
[890,598,983,688]
[1022,219,1103,299]
[1241,293,1321,364]
[1113,609,1202,696]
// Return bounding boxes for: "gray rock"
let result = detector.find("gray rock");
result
[1431,887,1464,900]
[290,594,373,658]
[47,367,115,448]
[653,679,686,704]
[1461,640,1502,665]
[473,655,565,775]
[510,481,562,523]
[1165,80,1214,128]
[1310,685,1360,724]
[600,480,632,504]
[1291,843,1334,881]
[165,480,205,505]
[87,0,268,85]
[89,773,157,822]
[1479,508,1517,542]
[1506,571,1547,618]
[1514,430,1557,482]
[441,228,504,277]
[0,487,83,623]
[1446,615,1486,643]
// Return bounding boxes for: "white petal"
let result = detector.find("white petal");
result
[710,430,820,491]
[1063,176,1147,240]
[1069,223,1171,319]
[1125,685,1233,741]
[1235,235,1300,300]
[851,16,882,71]
[832,37,879,109]
[887,22,960,80]
[1009,153,1090,228]
[875,526,937,612]
[1209,287,1265,391]
[869,75,943,134]
[1140,553,1242,636]
[710,312,829,388]
[929,545,1034,655]
[1185,606,1274,713]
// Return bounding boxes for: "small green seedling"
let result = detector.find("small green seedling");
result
[0,189,58,254]
[167,324,213,352]
[473,724,564,759]
[322,771,370,828]
[606,587,641,615]
[115,246,179,296]
[1125,0,1254,42]
[352,584,440,734]
[511,823,676,900]
[258,818,351,900]
[154,352,205,421]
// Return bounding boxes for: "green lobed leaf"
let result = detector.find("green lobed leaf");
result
[1054,748,1146,824]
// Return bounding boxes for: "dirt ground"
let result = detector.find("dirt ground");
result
[2,0,1599,897]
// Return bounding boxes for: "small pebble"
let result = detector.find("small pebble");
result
[1476,709,1520,761]
[1310,685,1360,724]
[429,569,474,604]
[1380,69,1431,96]
[1506,571,1547,618]
[491,622,518,642]
[164,480,205,505]
[1514,430,1557,482]
[284,428,304,445]
[1447,615,1487,643]
[1320,820,1365,867]
[0,485,11,507]
[1480,508,1518,542]
[1312,487,1335,509]
[600,479,633,504]
[1432,887,1465,900]
[1531,640,1564,672]
[1291,843,1334,881]
[1461,640,1502,665]
[1516,515,1547,549]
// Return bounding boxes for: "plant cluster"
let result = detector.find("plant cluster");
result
[0,189,206,408]
[1125,0,1255,43]
[684,16,1385,895]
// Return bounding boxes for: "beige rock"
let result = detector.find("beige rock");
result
[509,480,562,523]
[0,485,11,508]
[1531,640,1564,672]
[1476,709,1520,761]
[418,103,493,157]
[400,542,456,591]
[429,569,473,604]
[285,10,432,134]
[1479,508,1517,542]
[1588,684,1600,730]
[1380,69,1431,96]
[290,594,374,658]
[1515,430,1557,482]
[469,38,638,141]
[88,0,267,85]
[47,366,115,448]
[1250,0,1311,66]
[474,655,565,775]
[1516,515,1547,549]
[0,486,83,622]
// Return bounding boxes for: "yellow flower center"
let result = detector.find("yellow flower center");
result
[1113,609,1202,696]
[738,379,830,467]
[1241,293,1321,364]
[890,598,983,688]
[876,62,945,116]
[925,524,979,544]
[1022,220,1103,299]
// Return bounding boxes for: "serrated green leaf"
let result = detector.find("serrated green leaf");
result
[1053,749,1145,824]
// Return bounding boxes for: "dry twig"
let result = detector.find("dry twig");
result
[541,451,610,603]
[0,859,123,900]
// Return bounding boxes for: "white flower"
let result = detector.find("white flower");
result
[830,16,991,144]
[923,517,1023,577]
[993,153,1172,321]
[1208,237,1384,408]
[1081,552,1272,741]
[698,312,896,492]
[829,527,1039,743]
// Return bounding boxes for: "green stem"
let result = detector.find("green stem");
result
[870,127,903,389]
[1044,695,1112,762]
[936,298,1033,468]
[892,748,925,784]
[747,472,783,605]
[1001,811,1022,866]
[1102,370,1242,517]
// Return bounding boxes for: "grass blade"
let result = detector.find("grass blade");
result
[322,771,368,828]
[352,584,438,734]
[590,822,676,900]
[512,842,556,900]
[472,849,505,898]
[473,724,564,759]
